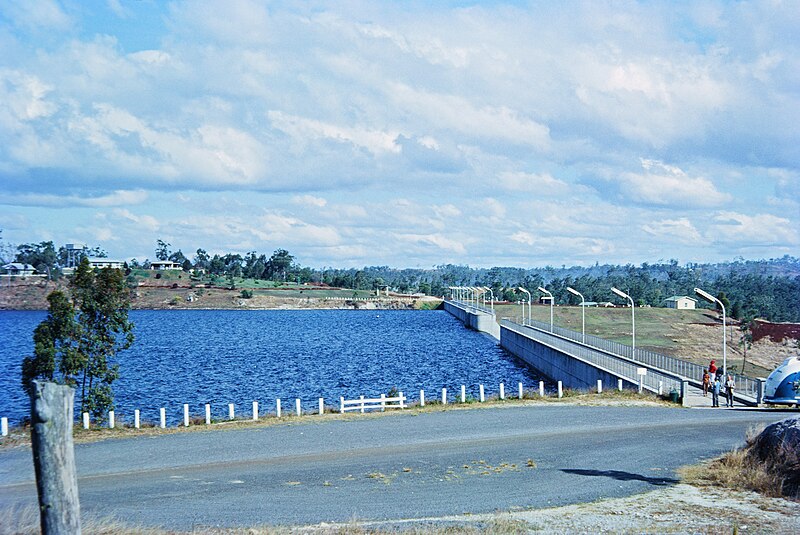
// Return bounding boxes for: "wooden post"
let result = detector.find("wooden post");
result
[29,381,81,534]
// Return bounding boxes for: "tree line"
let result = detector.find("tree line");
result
[3,234,798,322]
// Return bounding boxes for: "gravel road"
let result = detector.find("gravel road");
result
[0,404,786,530]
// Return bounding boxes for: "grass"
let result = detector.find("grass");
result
[0,505,533,535]
[679,424,800,500]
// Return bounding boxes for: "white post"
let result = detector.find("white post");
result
[638,376,644,394]
[539,381,545,397]
[360,395,365,413]
[82,412,89,430]
[318,398,324,415]
[295,398,301,417]
[518,382,523,399]
[479,384,485,402]
[499,383,505,400]
[442,387,447,405]
[658,381,663,395]
[183,404,189,427]
[252,401,259,421]
[399,391,405,409]
[108,410,115,429]
[618,378,623,391]
[461,385,466,403]
[159,408,166,428]
[134,409,140,429]
[228,403,235,420]
[276,399,281,418]
[420,390,425,407]
[558,381,563,398]
[205,404,211,425]
[1,417,6,437]
[340,396,344,413]
[380,394,386,412]
[597,380,602,394]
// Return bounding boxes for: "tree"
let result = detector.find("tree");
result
[15,241,58,275]
[22,257,135,419]
[267,249,294,281]
[155,239,171,261]
[738,315,755,375]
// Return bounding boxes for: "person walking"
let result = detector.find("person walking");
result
[711,376,721,407]
[708,359,717,377]
[702,369,710,396]
[725,374,735,407]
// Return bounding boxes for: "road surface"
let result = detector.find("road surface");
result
[0,404,787,529]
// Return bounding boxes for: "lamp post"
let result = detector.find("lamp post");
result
[566,286,585,343]
[483,287,495,314]
[611,287,635,357]
[518,287,531,325]
[538,286,553,332]
[695,287,726,376]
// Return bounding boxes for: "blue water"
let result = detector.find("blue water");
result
[0,310,542,425]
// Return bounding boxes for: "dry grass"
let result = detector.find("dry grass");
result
[0,505,529,535]
[679,424,800,500]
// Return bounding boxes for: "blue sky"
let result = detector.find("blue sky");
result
[0,0,798,268]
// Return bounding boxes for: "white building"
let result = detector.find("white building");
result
[150,260,182,270]
[87,258,125,270]
[664,296,697,309]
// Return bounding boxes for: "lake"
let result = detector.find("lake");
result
[0,309,543,426]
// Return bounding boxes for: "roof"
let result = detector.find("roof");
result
[2,262,35,270]
[664,295,698,302]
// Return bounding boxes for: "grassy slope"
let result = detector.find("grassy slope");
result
[493,303,787,377]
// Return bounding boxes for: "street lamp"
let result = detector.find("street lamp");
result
[566,286,585,343]
[537,286,553,332]
[611,287,635,356]
[482,287,495,314]
[695,287,727,376]
[518,287,531,325]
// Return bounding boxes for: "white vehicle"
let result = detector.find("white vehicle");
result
[763,356,800,406]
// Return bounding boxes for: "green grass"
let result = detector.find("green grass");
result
[494,304,715,353]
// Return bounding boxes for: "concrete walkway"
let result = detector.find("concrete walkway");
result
[683,383,746,409]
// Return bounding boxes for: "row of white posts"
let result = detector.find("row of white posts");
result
[64,378,631,431]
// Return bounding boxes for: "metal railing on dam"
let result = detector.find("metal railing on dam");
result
[511,316,761,404]
[502,320,686,397]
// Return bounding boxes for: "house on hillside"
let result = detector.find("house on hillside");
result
[150,260,182,270]
[664,295,697,309]
[88,257,125,269]
[1,263,36,276]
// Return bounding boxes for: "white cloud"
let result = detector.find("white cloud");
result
[1,0,71,32]
[616,159,730,207]
[641,218,703,244]
[711,212,799,246]
[0,190,148,208]
[114,209,160,232]
[497,171,570,195]
[292,195,328,208]
[394,233,466,255]
[268,111,400,156]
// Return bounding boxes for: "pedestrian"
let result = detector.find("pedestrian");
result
[702,369,710,396]
[711,376,721,407]
[708,359,717,377]
[725,374,735,407]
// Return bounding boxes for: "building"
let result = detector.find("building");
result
[150,260,182,270]
[664,296,697,309]
[1,263,36,276]
[87,258,125,270]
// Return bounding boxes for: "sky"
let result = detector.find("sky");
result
[0,0,798,269]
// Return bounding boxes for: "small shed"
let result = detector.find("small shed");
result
[664,296,697,309]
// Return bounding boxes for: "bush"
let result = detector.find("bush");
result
[240,289,254,299]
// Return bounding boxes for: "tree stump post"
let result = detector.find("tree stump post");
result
[30,380,81,534]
